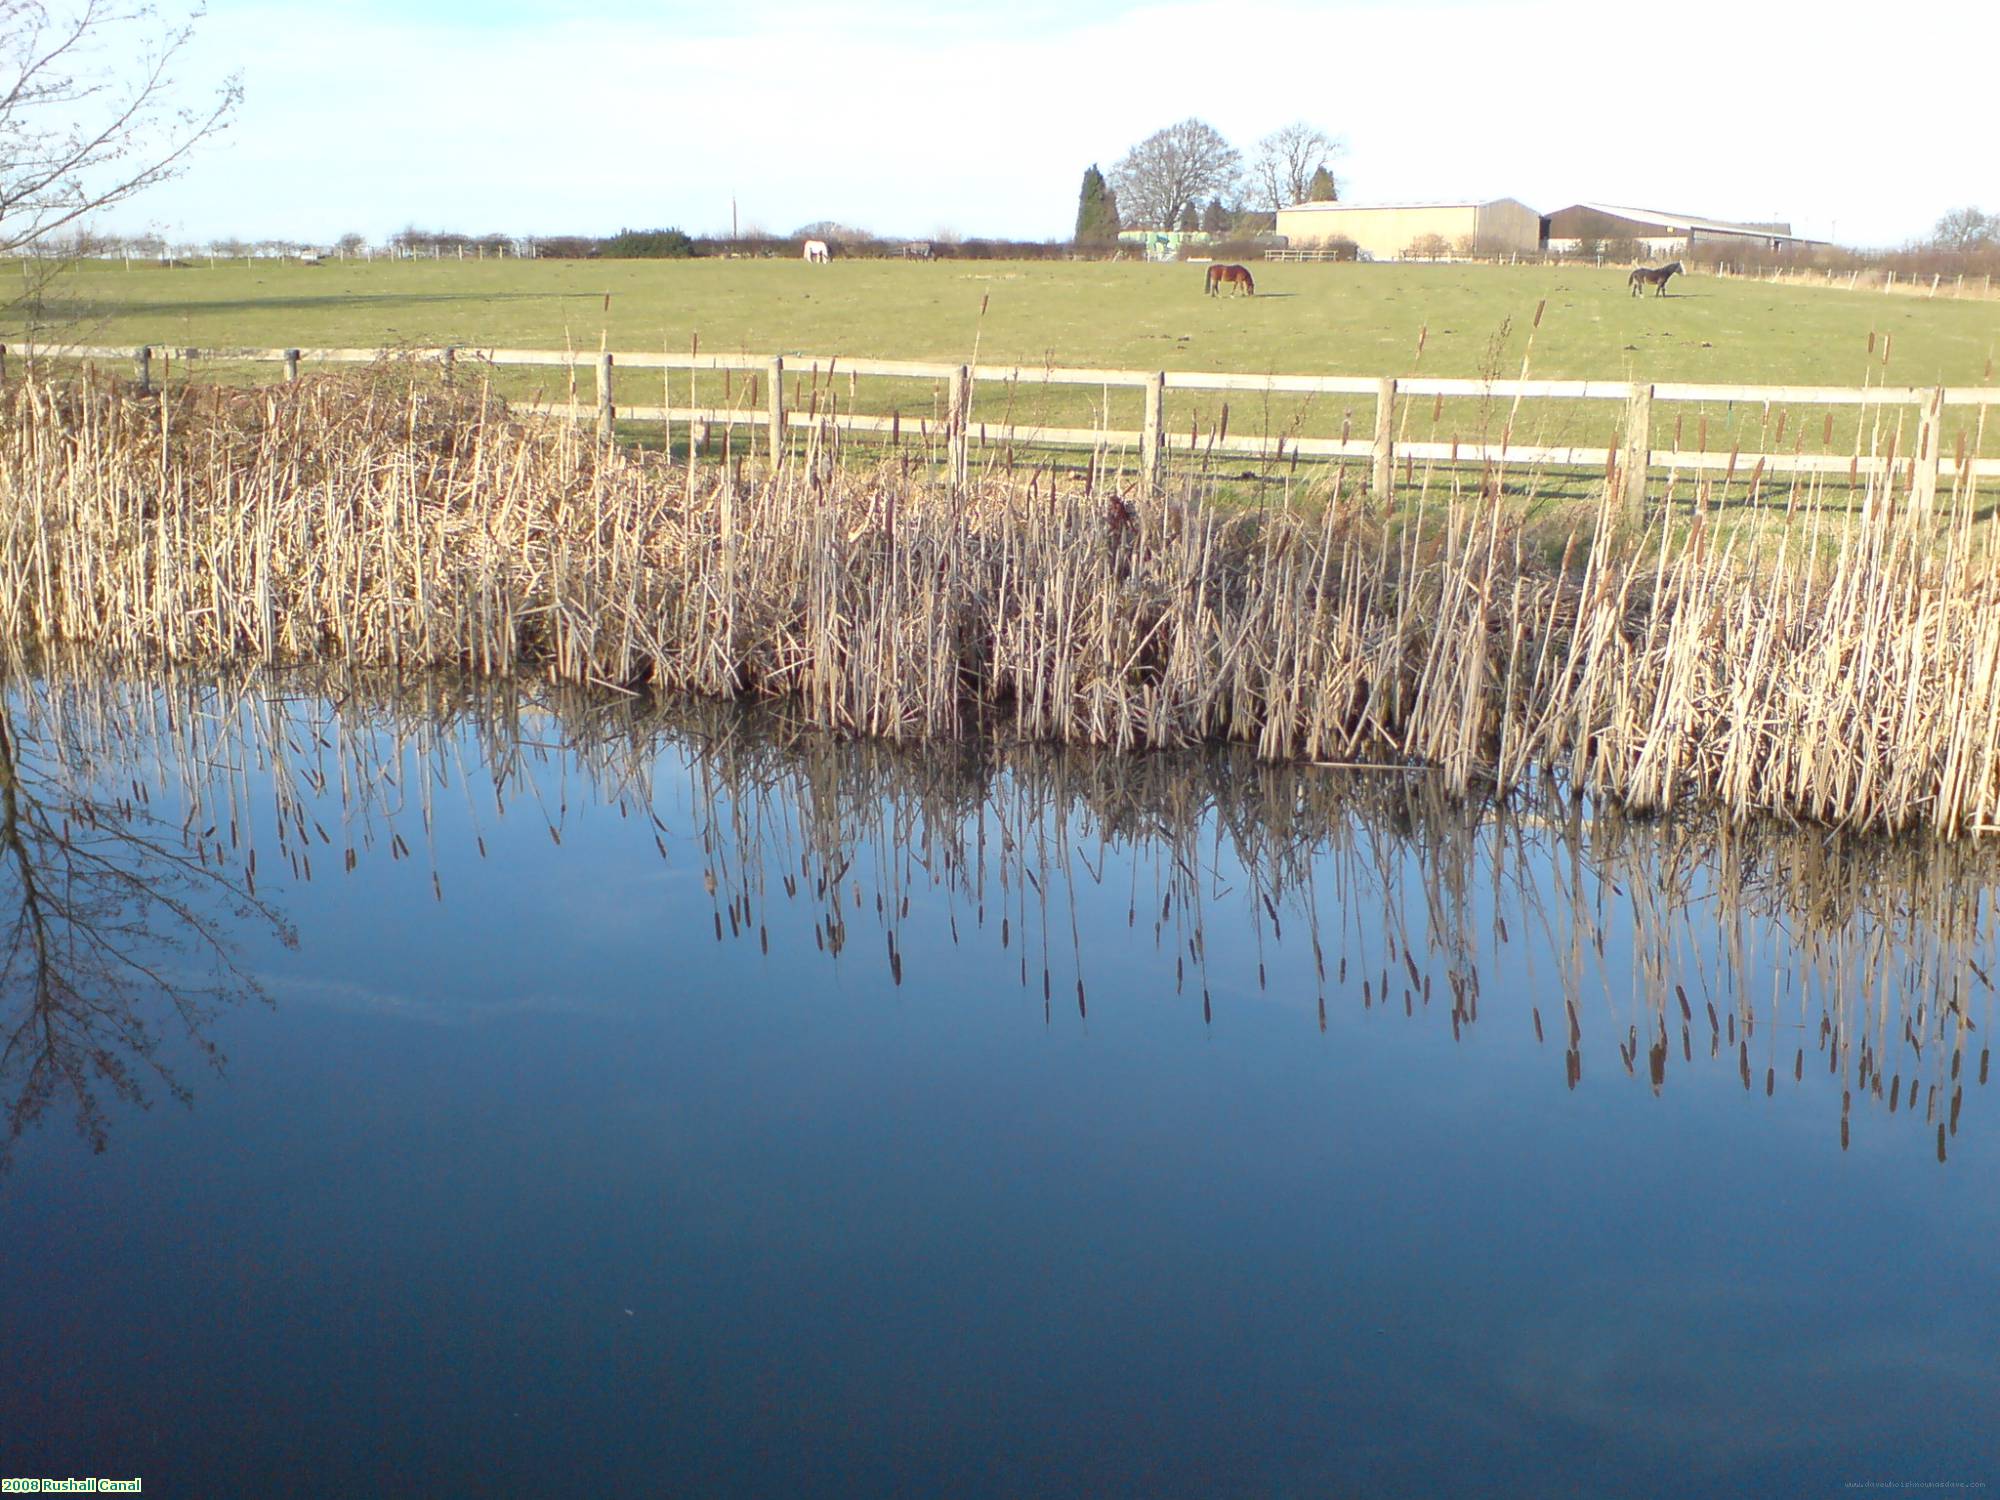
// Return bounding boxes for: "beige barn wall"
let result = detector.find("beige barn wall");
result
[1276,204,1482,259]
[1471,200,1542,254]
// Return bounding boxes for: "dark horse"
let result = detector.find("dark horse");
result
[1628,261,1684,297]
[1205,263,1255,297]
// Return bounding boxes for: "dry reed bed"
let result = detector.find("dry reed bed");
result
[2,373,1998,836]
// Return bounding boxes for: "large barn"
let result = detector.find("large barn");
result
[1543,203,1823,255]
[1274,199,1543,259]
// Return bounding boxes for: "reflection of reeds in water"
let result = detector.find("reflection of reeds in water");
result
[2,373,1998,836]
[9,659,1992,1163]
[0,675,295,1169]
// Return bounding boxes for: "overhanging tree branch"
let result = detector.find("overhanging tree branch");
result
[0,1,240,256]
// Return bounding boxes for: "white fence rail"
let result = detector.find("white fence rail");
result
[20,342,2000,506]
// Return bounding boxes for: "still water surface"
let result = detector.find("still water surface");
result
[1,672,1995,1497]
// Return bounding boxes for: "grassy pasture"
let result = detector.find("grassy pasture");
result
[17,255,2000,480]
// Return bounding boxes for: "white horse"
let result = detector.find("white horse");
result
[803,239,830,264]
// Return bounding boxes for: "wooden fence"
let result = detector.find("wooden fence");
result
[23,342,2000,512]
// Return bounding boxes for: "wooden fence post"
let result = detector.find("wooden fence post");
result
[283,349,301,383]
[1912,385,1944,519]
[441,346,457,386]
[766,355,785,464]
[1623,383,1654,523]
[947,364,969,486]
[134,345,152,393]
[1372,377,1397,500]
[1141,371,1165,493]
[596,352,614,442]
[0,344,8,384]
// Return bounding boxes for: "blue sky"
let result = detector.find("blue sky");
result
[101,0,1996,248]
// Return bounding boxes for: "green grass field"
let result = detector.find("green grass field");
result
[30,254,2000,379]
[18,255,2000,475]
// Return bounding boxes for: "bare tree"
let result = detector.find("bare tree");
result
[0,2,240,255]
[1249,122,1343,212]
[1932,206,1996,251]
[1108,118,1240,232]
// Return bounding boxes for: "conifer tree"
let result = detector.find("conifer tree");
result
[1074,165,1120,243]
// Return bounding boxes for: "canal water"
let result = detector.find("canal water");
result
[1,671,1994,1497]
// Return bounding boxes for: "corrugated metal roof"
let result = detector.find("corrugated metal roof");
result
[1567,202,1817,242]
[1281,199,1512,213]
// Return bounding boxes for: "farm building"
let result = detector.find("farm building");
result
[1274,199,1542,260]
[1543,204,1824,255]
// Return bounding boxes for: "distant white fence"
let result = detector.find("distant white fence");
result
[24,342,2000,508]
[1710,263,1999,301]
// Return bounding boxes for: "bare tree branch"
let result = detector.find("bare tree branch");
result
[0,1,240,257]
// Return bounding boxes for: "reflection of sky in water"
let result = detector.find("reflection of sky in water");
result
[1,676,1994,1497]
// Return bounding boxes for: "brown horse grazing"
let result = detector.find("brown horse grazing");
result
[1205,263,1255,297]
[1628,261,1683,297]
